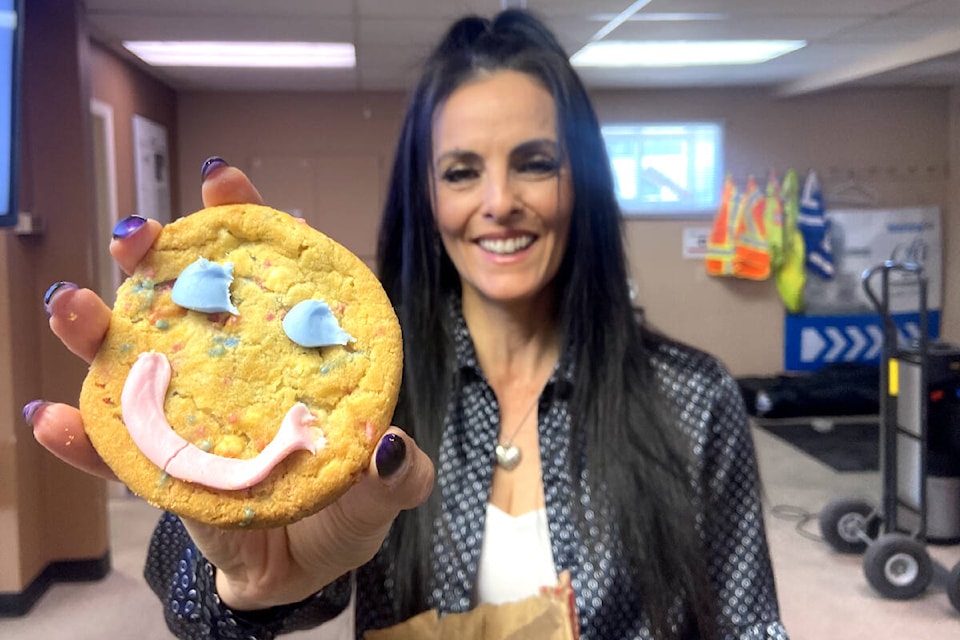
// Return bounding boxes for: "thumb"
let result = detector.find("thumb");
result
[200,157,265,207]
[287,429,434,582]
[354,430,435,523]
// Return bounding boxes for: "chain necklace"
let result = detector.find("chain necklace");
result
[494,393,541,471]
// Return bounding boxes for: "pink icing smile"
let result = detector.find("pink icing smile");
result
[121,352,326,490]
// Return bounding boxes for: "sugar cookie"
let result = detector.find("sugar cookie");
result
[80,204,402,528]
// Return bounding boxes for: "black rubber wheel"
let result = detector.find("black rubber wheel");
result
[818,498,877,553]
[947,562,960,614]
[862,533,933,600]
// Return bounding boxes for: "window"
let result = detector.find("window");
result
[601,122,722,216]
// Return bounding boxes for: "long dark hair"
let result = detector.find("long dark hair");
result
[377,10,718,639]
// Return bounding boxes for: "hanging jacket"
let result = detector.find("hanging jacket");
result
[732,175,771,281]
[776,169,805,313]
[763,172,785,272]
[705,175,737,276]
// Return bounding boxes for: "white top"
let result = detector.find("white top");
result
[475,503,559,605]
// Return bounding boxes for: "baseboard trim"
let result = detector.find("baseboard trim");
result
[0,553,111,617]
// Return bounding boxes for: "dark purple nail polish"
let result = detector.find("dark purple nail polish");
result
[112,215,147,239]
[201,156,228,182]
[22,400,46,427]
[376,433,406,478]
[43,281,79,316]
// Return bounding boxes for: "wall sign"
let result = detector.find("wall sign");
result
[132,114,171,224]
[784,206,942,371]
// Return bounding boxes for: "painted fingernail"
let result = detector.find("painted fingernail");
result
[375,433,406,478]
[201,156,228,182]
[22,400,46,427]
[43,281,79,316]
[112,215,147,239]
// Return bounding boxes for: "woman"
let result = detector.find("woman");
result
[31,9,787,640]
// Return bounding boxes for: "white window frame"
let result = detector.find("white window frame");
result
[601,121,723,218]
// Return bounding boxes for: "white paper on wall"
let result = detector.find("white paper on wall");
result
[801,206,942,316]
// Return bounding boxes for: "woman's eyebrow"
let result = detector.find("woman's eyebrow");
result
[434,149,481,166]
[511,138,560,155]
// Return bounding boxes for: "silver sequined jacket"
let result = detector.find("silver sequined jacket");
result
[145,309,790,639]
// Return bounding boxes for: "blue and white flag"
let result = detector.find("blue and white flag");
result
[797,170,834,279]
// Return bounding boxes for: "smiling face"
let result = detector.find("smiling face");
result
[79,204,403,528]
[431,70,574,311]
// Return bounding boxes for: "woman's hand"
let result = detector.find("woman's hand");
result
[28,158,434,610]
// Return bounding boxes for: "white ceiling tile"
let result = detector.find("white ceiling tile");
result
[835,18,960,42]
[356,0,501,19]
[88,15,355,43]
[357,17,462,46]
[83,0,960,93]
[85,0,354,17]
[604,17,865,42]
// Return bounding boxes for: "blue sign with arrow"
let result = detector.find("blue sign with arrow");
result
[784,311,941,371]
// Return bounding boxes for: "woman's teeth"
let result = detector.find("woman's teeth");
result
[478,236,533,255]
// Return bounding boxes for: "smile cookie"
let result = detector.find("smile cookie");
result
[80,204,402,528]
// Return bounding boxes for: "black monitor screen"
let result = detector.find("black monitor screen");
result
[0,0,21,228]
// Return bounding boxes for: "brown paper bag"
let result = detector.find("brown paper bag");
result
[365,572,579,640]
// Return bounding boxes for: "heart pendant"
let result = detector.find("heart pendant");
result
[495,444,521,470]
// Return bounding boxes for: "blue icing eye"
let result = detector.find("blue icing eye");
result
[171,258,239,315]
[283,300,354,348]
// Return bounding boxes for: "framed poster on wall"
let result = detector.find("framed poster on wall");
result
[132,114,171,224]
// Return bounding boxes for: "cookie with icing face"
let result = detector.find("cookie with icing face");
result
[80,204,402,528]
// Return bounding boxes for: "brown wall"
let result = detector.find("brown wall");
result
[176,86,956,376]
[0,2,178,596]
[89,42,179,224]
[0,0,106,594]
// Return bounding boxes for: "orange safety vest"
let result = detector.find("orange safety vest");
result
[705,175,738,276]
[732,176,771,280]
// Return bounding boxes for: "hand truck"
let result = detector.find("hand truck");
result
[818,260,960,612]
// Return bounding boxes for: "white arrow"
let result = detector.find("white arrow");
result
[865,324,884,360]
[845,326,867,360]
[801,327,827,363]
[897,322,920,348]
[824,326,846,362]
[903,322,920,339]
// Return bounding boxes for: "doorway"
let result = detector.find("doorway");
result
[89,98,120,306]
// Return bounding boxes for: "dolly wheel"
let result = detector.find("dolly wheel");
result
[819,498,877,553]
[948,562,960,613]
[862,533,933,600]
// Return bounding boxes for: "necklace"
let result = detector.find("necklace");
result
[495,393,541,471]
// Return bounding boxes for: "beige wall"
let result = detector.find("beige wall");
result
[947,86,960,347]
[602,87,952,375]
[176,92,407,265]
[176,86,955,376]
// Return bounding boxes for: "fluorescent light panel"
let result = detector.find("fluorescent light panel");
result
[123,41,356,68]
[571,40,806,68]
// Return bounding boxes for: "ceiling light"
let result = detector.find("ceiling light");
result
[571,40,806,68]
[123,41,356,68]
